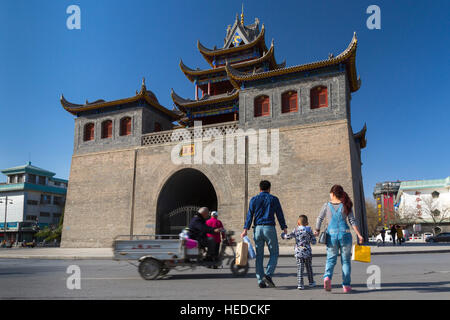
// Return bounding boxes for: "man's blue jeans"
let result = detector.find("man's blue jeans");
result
[324,232,353,286]
[254,225,279,284]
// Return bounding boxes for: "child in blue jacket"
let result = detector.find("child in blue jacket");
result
[282,215,316,289]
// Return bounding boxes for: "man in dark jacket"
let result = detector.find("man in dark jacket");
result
[390,224,397,245]
[188,207,220,260]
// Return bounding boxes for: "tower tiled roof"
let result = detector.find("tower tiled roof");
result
[61,78,180,120]
[225,33,361,92]
[179,41,285,82]
[198,24,268,67]
[171,88,239,111]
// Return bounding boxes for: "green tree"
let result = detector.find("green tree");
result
[35,209,64,242]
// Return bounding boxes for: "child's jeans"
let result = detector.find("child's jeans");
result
[297,257,314,287]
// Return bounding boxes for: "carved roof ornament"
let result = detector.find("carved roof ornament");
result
[140,77,147,94]
[241,3,244,25]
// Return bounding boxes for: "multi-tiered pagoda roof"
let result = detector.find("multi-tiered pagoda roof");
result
[172,13,284,126]
[172,12,360,126]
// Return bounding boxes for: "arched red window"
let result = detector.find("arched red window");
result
[83,123,95,141]
[281,91,298,113]
[310,86,328,109]
[120,117,132,136]
[154,122,162,132]
[254,95,270,117]
[101,120,112,139]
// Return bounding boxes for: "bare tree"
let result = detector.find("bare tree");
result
[365,198,380,236]
[417,195,450,235]
[398,194,450,235]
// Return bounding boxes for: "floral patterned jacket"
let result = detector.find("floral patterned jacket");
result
[282,226,316,259]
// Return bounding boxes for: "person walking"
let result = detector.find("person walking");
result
[241,180,288,289]
[390,224,397,246]
[380,228,386,245]
[314,185,364,293]
[206,211,225,265]
[396,225,403,246]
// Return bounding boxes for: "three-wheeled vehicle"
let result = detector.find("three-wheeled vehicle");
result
[113,230,249,280]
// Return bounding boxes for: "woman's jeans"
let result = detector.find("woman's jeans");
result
[254,225,279,284]
[324,231,352,286]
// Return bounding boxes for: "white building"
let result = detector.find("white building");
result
[395,177,450,233]
[0,162,68,242]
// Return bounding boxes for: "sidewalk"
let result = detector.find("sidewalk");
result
[0,243,449,260]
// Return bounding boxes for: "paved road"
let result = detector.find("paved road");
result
[0,253,449,299]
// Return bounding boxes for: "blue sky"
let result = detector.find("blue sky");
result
[0,0,449,197]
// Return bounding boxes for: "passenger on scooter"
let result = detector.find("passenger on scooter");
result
[188,207,221,261]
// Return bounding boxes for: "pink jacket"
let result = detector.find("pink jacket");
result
[206,217,224,243]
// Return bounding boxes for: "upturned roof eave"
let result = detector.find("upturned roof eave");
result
[60,92,180,120]
[180,43,279,83]
[197,24,267,66]
[225,32,360,92]
[171,88,240,108]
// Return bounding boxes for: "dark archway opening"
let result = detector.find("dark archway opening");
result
[156,168,218,235]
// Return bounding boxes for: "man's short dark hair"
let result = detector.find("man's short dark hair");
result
[259,180,271,191]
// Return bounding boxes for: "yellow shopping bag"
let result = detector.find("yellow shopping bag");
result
[351,244,371,263]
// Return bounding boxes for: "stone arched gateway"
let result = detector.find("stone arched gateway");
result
[156,168,218,235]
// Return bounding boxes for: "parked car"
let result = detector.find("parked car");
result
[426,232,450,243]
[423,232,433,240]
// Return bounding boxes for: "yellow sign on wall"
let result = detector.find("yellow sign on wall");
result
[180,144,195,157]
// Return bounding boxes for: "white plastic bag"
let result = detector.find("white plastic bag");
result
[243,236,256,260]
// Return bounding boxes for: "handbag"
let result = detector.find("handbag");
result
[318,221,328,245]
[318,230,327,244]
[351,244,371,263]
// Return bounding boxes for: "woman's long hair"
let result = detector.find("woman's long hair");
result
[330,185,353,215]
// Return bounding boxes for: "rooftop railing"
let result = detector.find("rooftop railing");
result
[141,121,239,146]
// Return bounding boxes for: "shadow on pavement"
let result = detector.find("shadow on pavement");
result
[349,281,450,294]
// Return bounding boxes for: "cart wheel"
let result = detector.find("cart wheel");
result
[230,258,249,277]
[138,258,161,280]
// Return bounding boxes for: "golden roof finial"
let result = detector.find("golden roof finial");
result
[139,77,147,95]
[241,3,244,25]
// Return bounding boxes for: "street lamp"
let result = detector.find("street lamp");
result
[0,196,14,242]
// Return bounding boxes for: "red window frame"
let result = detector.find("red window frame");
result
[84,123,95,141]
[254,95,270,117]
[101,120,112,139]
[281,91,298,113]
[310,86,328,109]
[120,117,132,136]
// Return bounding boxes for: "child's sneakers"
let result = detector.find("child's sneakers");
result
[324,277,331,291]
[342,285,352,293]
[297,285,305,290]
